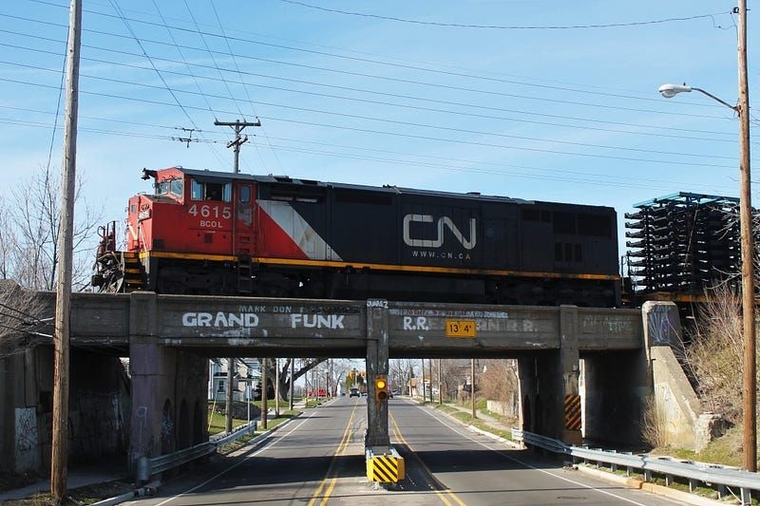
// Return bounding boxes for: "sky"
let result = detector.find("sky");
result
[0,0,757,266]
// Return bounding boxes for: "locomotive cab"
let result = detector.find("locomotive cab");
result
[128,168,235,255]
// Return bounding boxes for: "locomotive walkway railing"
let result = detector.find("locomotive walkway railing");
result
[512,428,760,505]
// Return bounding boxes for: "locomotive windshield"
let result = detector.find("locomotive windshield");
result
[156,178,184,198]
[191,179,231,202]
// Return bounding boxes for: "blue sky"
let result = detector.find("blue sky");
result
[0,0,756,263]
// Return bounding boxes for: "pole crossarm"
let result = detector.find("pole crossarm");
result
[214,119,262,173]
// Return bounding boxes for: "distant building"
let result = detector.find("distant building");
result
[208,358,261,402]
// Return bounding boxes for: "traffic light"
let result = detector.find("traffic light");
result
[375,375,389,401]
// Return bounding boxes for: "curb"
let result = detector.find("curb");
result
[90,481,161,506]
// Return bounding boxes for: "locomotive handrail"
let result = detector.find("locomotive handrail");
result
[512,428,759,505]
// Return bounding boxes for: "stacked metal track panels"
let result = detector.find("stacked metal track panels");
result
[625,192,742,295]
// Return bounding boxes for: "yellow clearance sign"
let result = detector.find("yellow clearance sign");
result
[445,319,477,338]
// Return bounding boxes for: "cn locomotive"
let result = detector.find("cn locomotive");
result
[92,166,621,306]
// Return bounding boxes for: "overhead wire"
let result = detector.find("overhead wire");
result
[106,0,228,167]
[0,66,740,166]
[1,9,734,115]
[208,0,283,173]
[277,1,730,31]
[0,0,752,192]
[0,37,741,142]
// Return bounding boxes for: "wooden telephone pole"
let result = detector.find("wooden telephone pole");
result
[51,0,81,500]
[736,0,755,473]
[214,119,261,173]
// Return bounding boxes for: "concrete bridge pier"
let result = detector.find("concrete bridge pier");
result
[518,305,582,445]
[128,293,208,474]
[365,301,390,448]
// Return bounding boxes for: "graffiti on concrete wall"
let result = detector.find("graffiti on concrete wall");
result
[581,314,635,333]
[161,401,174,454]
[178,303,360,337]
[68,392,127,459]
[132,405,149,461]
[647,304,681,346]
[15,407,40,471]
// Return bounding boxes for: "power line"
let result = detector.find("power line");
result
[0,39,741,139]
[0,10,731,110]
[0,66,739,163]
[278,1,729,31]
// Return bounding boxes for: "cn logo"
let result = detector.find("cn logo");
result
[403,214,477,250]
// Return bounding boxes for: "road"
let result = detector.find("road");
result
[125,396,694,505]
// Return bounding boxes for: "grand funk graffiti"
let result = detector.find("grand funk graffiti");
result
[171,302,364,338]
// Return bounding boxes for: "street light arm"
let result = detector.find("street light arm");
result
[691,87,739,112]
[659,83,738,112]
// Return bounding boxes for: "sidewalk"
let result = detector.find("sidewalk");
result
[0,461,130,503]
[0,404,313,505]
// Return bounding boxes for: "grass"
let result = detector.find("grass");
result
[207,410,250,435]
[650,426,745,468]
[433,401,515,441]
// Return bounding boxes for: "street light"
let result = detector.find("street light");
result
[659,78,755,470]
[658,84,738,110]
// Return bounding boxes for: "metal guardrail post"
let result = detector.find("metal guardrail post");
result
[512,428,760,504]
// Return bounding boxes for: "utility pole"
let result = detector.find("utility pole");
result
[275,358,280,418]
[736,0,755,473]
[289,359,295,411]
[261,358,268,430]
[437,359,442,405]
[420,359,425,401]
[428,359,433,403]
[51,0,81,500]
[214,119,261,173]
[225,358,234,433]
[470,359,476,419]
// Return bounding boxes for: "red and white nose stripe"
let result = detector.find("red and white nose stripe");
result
[258,200,343,261]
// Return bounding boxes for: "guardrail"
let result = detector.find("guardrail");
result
[512,428,759,505]
[137,420,257,482]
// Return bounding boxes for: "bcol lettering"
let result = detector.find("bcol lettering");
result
[182,312,259,327]
[403,214,476,250]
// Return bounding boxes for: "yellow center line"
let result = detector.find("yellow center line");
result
[390,411,467,506]
[307,403,358,506]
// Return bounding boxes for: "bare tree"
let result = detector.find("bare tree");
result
[0,282,51,358]
[8,166,101,291]
[0,196,17,280]
[684,284,744,424]
[390,358,417,395]
[263,358,329,400]
[478,359,519,404]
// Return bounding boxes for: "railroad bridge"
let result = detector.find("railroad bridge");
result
[2,292,686,474]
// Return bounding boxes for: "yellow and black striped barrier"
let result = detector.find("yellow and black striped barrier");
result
[564,394,582,431]
[366,447,405,483]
